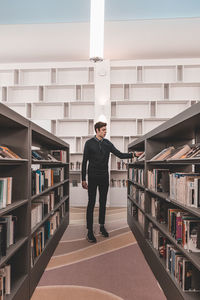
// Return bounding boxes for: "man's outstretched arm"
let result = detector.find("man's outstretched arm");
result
[110,142,133,159]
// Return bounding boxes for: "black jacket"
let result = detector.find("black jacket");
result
[82,137,132,181]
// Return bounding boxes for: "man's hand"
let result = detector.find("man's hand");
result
[82,181,88,190]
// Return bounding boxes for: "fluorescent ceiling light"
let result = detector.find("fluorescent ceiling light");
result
[90,0,105,62]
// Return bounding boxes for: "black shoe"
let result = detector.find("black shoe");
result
[87,230,97,243]
[100,226,109,238]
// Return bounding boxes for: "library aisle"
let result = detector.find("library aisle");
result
[31,207,166,300]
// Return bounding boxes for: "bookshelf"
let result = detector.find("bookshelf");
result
[0,103,69,300]
[127,102,200,300]
[1,59,200,206]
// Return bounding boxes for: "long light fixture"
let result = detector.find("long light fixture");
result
[90,0,105,62]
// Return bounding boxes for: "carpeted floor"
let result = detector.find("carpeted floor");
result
[31,207,166,300]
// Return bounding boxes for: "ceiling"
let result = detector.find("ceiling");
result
[0,0,200,63]
[1,0,200,24]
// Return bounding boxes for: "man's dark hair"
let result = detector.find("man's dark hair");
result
[94,121,107,133]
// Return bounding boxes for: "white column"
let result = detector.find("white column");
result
[94,59,111,206]
[94,59,110,138]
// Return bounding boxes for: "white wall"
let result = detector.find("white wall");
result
[0,18,200,63]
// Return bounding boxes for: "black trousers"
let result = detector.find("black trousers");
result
[87,176,109,230]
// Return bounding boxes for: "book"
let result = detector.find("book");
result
[166,144,191,160]
[182,259,200,291]
[0,146,21,159]
[186,220,200,252]
[150,146,175,161]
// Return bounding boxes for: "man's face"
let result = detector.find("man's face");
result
[97,126,107,138]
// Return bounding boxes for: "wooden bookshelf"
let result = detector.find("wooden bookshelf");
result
[0,103,69,300]
[128,102,200,300]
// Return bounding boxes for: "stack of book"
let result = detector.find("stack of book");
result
[32,149,58,162]
[150,144,200,161]
[0,146,22,159]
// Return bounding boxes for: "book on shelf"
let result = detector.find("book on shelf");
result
[0,215,16,249]
[0,221,7,258]
[138,210,145,230]
[150,197,167,224]
[181,144,200,159]
[110,179,127,188]
[31,203,44,229]
[166,244,200,292]
[0,146,22,160]
[150,146,175,161]
[32,167,64,195]
[169,172,200,207]
[32,149,60,162]
[148,169,169,193]
[31,226,45,265]
[0,265,11,297]
[129,168,144,185]
[0,177,12,208]
[129,186,145,210]
[149,227,167,259]
[182,259,200,291]
[132,151,145,162]
[51,150,67,163]
[167,208,200,252]
[166,144,191,160]
[184,219,200,253]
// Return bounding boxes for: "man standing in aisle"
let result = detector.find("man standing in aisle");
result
[82,121,133,243]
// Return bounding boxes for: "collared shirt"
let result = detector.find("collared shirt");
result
[81,137,132,181]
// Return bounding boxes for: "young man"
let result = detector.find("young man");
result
[82,121,133,243]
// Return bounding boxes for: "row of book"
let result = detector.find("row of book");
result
[110,179,127,188]
[168,209,200,253]
[170,172,200,208]
[129,168,144,185]
[0,177,12,209]
[150,196,200,253]
[129,185,145,210]
[0,215,16,259]
[0,265,11,297]
[151,143,200,161]
[0,146,21,160]
[31,202,66,267]
[116,160,127,170]
[151,197,166,224]
[70,161,81,171]
[31,186,64,229]
[32,149,67,163]
[128,200,145,230]
[147,169,169,193]
[147,168,200,208]
[32,167,64,195]
[148,223,200,292]
[138,209,145,231]
[0,145,68,163]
